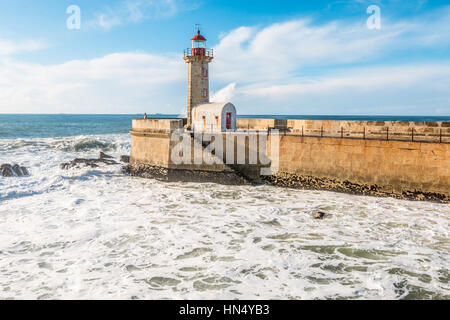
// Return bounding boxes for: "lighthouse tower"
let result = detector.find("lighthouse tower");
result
[184,29,213,129]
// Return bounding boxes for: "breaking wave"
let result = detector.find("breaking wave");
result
[51,138,117,152]
[1,132,449,300]
[0,134,130,154]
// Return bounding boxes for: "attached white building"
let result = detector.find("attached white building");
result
[192,102,237,132]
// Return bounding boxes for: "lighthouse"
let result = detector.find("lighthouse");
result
[184,29,214,129]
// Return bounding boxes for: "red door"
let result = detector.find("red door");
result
[226,113,232,130]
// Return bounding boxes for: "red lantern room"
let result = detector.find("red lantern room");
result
[184,28,214,58]
[191,29,207,56]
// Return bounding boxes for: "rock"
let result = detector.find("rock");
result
[21,166,30,176]
[120,155,130,163]
[99,152,114,160]
[121,164,132,174]
[1,163,30,177]
[313,211,326,220]
[1,164,14,177]
[60,157,118,170]
[12,164,22,176]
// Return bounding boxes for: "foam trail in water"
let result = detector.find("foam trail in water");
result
[0,134,449,299]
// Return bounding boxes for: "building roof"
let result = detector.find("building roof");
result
[193,102,236,114]
[191,30,206,41]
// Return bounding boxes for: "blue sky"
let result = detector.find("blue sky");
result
[0,0,449,115]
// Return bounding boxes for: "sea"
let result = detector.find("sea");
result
[0,114,449,300]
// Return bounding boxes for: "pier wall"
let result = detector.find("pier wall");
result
[129,118,449,201]
[130,119,185,167]
[267,135,449,199]
[237,118,450,143]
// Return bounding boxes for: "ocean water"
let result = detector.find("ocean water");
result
[1,114,449,140]
[0,114,449,300]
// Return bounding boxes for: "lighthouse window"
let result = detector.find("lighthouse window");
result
[192,41,206,49]
[203,89,208,98]
[203,67,208,77]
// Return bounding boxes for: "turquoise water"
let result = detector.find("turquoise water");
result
[0,114,145,139]
[0,114,449,139]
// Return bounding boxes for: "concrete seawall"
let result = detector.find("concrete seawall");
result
[237,118,450,143]
[129,118,450,202]
[266,134,449,201]
[129,118,267,184]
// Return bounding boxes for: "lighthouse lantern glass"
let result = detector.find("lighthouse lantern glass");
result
[192,40,206,49]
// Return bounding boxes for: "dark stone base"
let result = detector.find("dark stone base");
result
[60,158,118,169]
[1,164,30,177]
[121,165,449,203]
[123,164,252,185]
[262,172,449,203]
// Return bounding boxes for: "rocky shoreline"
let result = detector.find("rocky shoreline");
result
[59,152,124,170]
[5,149,446,203]
[124,163,449,203]
[262,172,449,204]
[123,163,252,185]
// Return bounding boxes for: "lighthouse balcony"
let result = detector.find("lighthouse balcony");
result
[184,48,214,58]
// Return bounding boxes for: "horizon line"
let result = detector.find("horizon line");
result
[0,113,449,117]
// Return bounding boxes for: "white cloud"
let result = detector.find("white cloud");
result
[1,8,450,115]
[435,108,450,115]
[243,65,450,97]
[213,20,396,83]
[0,39,46,56]
[95,13,122,30]
[90,0,196,30]
[207,8,450,115]
[237,64,450,115]
[0,52,185,114]
[211,83,236,103]
[212,7,450,84]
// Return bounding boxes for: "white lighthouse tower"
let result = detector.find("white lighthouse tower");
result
[184,28,236,132]
[184,29,214,129]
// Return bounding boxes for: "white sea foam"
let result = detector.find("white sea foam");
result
[0,134,449,299]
